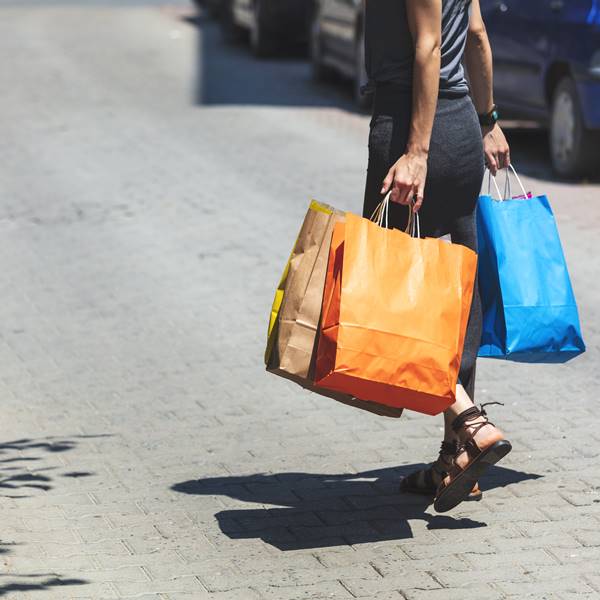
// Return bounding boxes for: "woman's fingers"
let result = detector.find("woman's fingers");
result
[483,125,511,173]
[390,187,408,204]
[381,154,427,210]
[391,179,414,205]
[486,150,498,175]
[413,183,425,213]
[381,168,395,194]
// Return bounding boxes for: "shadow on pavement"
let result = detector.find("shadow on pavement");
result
[172,464,541,550]
[0,435,106,498]
[0,434,111,596]
[0,576,88,597]
[182,11,358,110]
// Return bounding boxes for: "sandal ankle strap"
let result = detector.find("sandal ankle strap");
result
[451,407,481,433]
[439,440,459,456]
[451,402,504,433]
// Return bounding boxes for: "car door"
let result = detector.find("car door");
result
[482,0,557,114]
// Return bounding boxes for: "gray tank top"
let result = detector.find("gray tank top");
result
[365,0,471,98]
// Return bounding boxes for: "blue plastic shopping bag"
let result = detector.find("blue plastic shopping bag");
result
[477,168,585,362]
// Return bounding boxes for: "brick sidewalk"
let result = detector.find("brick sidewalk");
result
[0,2,599,599]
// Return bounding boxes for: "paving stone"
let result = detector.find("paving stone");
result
[548,545,600,565]
[340,572,441,596]
[431,565,531,588]
[256,581,354,599]
[401,586,504,600]
[114,576,207,596]
[461,548,558,568]
[495,579,596,596]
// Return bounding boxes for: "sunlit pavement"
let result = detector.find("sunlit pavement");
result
[0,1,599,598]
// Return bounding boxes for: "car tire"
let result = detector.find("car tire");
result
[220,0,245,42]
[550,76,599,178]
[310,14,333,81]
[250,0,277,57]
[194,0,220,18]
[354,25,371,111]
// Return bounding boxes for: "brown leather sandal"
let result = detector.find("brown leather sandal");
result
[400,441,482,500]
[433,403,512,513]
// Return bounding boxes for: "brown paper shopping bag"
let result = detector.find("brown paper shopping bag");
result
[266,201,403,418]
[315,204,477,416]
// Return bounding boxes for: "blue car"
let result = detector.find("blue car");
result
[482,0,600,177]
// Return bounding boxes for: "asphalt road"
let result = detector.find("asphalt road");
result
[0,2,599,599]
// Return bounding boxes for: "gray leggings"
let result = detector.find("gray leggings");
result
[363,87,484,400]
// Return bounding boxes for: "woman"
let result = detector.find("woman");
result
[363,0,512,512]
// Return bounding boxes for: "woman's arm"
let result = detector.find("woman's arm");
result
[465,0,510,175]
[381,0,441,212]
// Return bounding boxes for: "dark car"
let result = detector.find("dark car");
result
[220,0,313,56]
[482,0,600,177]
[310,0,368,108]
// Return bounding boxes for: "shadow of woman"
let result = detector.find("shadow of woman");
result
[172,463,541,550]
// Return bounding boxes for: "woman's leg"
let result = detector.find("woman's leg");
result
[365,110,458,495]
[434,382,511,512]
[450,210,483,400]
[440,210,484,444]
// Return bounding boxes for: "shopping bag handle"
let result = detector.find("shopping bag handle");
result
[370,191,421,238]
[486,170,503,200]
[487,164,528,202]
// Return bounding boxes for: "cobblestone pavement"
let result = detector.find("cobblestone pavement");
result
[1,1,599,599]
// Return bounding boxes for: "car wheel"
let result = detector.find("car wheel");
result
[354,25,371,111]
[250,0,277,57]
[220,0,245,42]
[195,0,219,18]
[550,76,599,178]
[310,14,333,81]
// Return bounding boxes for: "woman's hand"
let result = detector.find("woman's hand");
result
[482,123,510,175]
[381,152,428,212]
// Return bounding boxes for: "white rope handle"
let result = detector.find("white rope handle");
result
[406,203,421,238]
[486,169,503,201]
[413,209,421,238]
[369,192,390,229]
[503,166,511,200]
[370,191,420,238]
[487,164,528,202]
[501,164,527,201]
[508,164,527,198]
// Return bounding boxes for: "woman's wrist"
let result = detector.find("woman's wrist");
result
[478,104,499,128]
[406,143,430,158]
[480,123,495,137]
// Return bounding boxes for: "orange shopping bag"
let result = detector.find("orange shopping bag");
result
[314,199,477,416]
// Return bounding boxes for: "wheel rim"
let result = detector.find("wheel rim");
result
[551,89,576,165]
